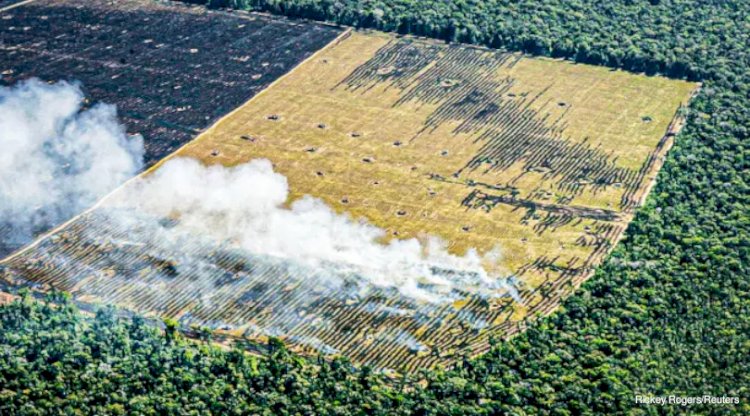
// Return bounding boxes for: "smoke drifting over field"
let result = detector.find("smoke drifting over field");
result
[0,79,144,254]
[0,80,505,304]
[110,158,504,303]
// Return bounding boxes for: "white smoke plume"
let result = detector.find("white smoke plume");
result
[0,79,144,254]
[0,79,507,305]
[109,157,505,303]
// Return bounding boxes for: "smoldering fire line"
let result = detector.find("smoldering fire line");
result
[104,157,510,304]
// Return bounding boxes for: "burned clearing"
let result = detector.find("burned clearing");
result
[0,0,341,168]
[1,27,697,371]
[0,0,340,257]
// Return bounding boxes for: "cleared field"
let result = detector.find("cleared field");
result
[1,30,698,371]
[0,0,341,167]
[0,0,340,256]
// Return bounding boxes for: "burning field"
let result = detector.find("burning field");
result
[1,5,698,371]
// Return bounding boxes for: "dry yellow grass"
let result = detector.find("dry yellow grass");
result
[178,31,695,274]
[1,30,698,370]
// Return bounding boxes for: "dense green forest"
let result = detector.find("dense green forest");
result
[2,0,749,414]
[0,292,389,415]
[209,0,748,81]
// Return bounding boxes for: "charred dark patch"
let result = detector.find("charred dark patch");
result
[0,0,341,168]
[0,0,341,257]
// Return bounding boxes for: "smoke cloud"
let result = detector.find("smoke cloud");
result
[0,79,507,305]
[0,79,144,255]
[108,157,505,303]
